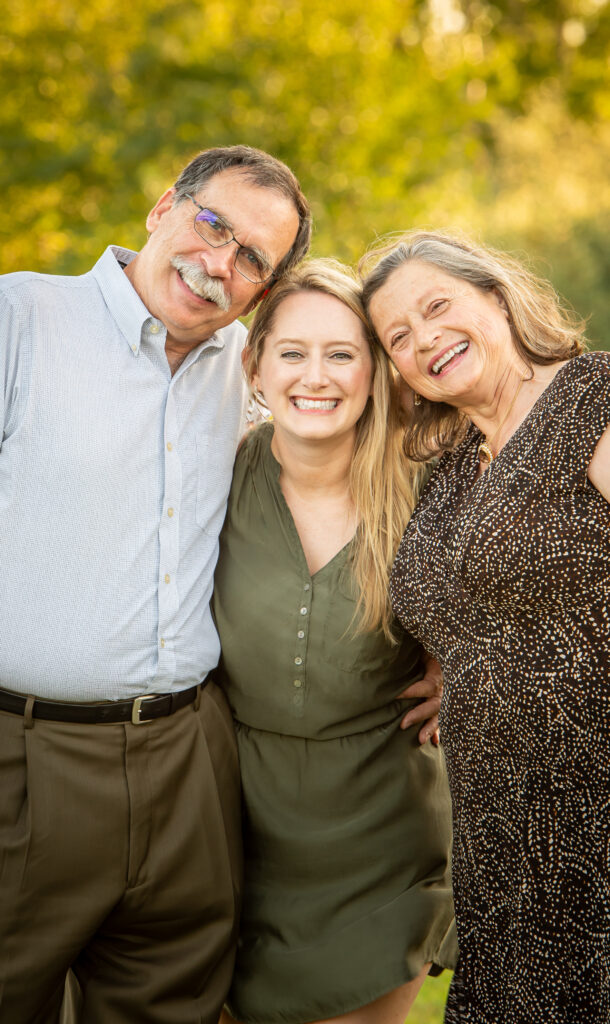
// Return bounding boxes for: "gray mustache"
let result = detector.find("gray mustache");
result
[171,257,231,312]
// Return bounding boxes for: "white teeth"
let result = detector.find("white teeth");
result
[432,341,468,375]
[293,398,338,410]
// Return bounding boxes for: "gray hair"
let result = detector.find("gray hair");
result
[360,230,587,459]
[172,145,311,279]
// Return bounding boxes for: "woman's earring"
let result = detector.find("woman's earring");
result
[413,393,422,406]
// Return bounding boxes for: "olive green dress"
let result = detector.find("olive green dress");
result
[213,424,456,1023]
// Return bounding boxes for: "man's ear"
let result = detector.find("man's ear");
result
[146,188,177,233]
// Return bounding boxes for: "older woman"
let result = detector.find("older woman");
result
[362,231,610,1024]
[214,259,456,1024]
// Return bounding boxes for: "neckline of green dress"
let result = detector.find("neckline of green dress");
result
[258,423,357,582]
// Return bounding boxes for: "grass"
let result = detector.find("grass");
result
[408,971,451,1023]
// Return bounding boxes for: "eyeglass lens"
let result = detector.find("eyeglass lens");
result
[193,208,271,283]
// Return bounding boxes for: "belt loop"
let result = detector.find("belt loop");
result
[23,695,35,730]
[193,684,202,712]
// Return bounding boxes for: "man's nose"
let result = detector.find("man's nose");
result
[199,241,236,279]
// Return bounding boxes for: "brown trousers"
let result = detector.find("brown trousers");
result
[0,681,242,1024]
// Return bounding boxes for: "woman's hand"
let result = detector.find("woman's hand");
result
[399,655,443,745]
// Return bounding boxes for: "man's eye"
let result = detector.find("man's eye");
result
[207,216,226,235]
[197,210,226,235]
[242,250,266,273]
[244,249,268,274]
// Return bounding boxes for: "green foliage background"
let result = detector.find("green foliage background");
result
[1,5,607,1019]
[1,0,609,351]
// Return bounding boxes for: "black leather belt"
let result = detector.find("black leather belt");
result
[0,682,205,725]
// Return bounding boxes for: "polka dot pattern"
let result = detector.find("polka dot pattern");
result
[390,353,610,1023]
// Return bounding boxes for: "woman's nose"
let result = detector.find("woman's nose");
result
[302,356,329,389]
[413,321,441,351]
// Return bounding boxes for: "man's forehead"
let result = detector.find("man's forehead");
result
[193,168,281,209]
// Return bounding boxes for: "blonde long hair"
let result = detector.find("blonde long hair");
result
[244,258,426,642]
[361,230,588,461]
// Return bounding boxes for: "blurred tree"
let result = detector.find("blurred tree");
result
[0,0,608,344]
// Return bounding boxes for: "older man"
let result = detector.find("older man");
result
[0,145,310,1023]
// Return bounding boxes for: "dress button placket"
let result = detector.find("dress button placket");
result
[292,580,310,707]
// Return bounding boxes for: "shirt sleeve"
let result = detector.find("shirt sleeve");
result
[0,284,32,448]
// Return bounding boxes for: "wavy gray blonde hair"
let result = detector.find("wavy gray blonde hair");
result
[360,230,588,460]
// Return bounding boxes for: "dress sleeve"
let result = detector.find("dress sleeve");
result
[543,352,610,490]
[571,352,610,488]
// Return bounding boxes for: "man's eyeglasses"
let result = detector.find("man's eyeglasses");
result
[185,193,275,285]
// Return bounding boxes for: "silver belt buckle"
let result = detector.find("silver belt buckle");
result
[131,694,159,725]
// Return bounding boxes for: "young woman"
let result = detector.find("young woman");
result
[213,259,456,1024]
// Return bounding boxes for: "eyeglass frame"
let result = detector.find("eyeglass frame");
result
[183,193,276,285]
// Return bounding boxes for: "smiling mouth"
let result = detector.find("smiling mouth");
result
[431,341,469,375]
[291,398,339,411]
[170,257,231,312]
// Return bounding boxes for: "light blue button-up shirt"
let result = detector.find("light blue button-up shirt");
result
[0,246,249,700]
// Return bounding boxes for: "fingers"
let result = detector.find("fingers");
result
[400,698,441,731]
[412,715,440,744]
[398,677,442,701]
[418,717,440,745]
[423,725,441,747]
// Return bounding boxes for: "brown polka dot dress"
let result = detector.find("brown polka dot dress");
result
[390,352,610,1024]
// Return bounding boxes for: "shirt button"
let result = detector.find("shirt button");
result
[303,583,310,591]
[150,323,160,334]
[167,508,174,517]
[293,680,302,688]
[131,344,137,353]
[164,574,170,584]
[300,607,308,615]
[294,656,303,666]
[166,442,173,451]
[160,638,165,648]
[297,630,305,639]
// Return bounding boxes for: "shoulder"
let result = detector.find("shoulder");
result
[554,351,610,395]
[221,423,275,540]
[547,352,610,427]
[0,268,100,336]
[231,421,274,485]
[526,353,610,488]
[235,421,274,467]
[215,317,248,349]
[0,267,94,300]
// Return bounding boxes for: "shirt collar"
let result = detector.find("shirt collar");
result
[90,245,226,359]
[90,246,151,356]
